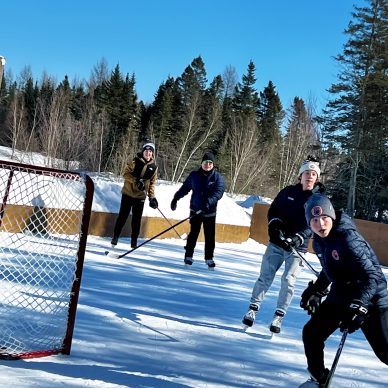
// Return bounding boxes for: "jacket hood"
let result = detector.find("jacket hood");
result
[333,211,357,234]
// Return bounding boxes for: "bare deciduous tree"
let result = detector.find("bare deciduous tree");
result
[228,115,272,195]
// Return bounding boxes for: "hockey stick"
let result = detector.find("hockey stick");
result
[279,234,319,275]
[324,329,348,388]
[280,234,319,276]
[105,210,201,259]
[157,207,187,240]
[290,245,320,276]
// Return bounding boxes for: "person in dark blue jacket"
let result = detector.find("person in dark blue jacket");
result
[242,157,324,333]
[170,151,225,269]
[300,194,388,386]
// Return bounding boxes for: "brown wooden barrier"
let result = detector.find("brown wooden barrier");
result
[0,204,250,244]
[89,211,251,243]
[250,203,388,266]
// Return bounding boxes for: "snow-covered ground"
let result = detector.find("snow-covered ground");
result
[1,147,387,387]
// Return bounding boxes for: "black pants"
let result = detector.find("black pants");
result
[185,212,216,260]
[113,194,145,240]
[303,300,388,376]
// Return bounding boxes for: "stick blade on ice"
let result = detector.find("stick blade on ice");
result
[105,250,121,259]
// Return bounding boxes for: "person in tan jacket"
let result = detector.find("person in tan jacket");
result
[111,142,158,248]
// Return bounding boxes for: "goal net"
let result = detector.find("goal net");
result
[0,159,94,359]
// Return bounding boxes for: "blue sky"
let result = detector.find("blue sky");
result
[1,0,366,111]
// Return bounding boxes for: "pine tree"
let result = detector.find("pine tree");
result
[232,60,260,118]
[322,0,388,219]
[258,81,284,196]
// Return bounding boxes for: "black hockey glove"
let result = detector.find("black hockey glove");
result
[170,198,178,211]
[300,280,329,315]
[149,197,158,209]
[284,233,304,252]
[339,300,368,334]
[136,178,145,191]
[268,219,287,247]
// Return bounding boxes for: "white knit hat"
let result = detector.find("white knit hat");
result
[298,160,320,178]
[142,142,155,153]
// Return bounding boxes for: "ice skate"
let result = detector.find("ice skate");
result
[205,259,216,270]
[269,309,285,333]
[184,256,194,267]
[242,304,259,330]
[110,236,118,248]
[299,368,329,387]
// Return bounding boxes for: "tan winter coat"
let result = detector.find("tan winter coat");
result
[121,154,157,200]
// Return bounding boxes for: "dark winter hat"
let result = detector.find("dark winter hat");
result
[201,152,215,164]
[142,142,155,153]
[305,194,336,225]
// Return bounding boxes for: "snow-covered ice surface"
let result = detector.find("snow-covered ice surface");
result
[1,235,387,387]
[1,147,387,387]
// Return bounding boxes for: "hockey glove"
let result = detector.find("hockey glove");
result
[300,280,329,315]
[170,198,178,211]
[268,219,288,249]
[339,300,368,334]
[149,197,158,209]
[136,178,145,191]
[284,233,304,252]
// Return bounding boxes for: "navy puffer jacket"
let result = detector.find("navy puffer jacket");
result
[313,211,388,309]
[173,168,225,217]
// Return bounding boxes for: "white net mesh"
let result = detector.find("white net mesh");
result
[0,161,92,359]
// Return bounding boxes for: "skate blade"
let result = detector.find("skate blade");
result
[242,324,250,332]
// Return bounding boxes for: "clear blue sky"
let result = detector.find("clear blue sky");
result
[1,0,366,111]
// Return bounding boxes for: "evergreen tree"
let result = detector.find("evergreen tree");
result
[322,0,388,219]
[258,81,284,196]
[232,60,260,118]
[96,64,139,171]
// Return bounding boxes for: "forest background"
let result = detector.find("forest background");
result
[0,0,387,223]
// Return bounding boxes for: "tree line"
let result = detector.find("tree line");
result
[0,0,386,223]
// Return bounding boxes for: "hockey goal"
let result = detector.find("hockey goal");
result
[0,159,94,359]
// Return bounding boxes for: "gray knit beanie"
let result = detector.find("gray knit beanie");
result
[305,194,336,225]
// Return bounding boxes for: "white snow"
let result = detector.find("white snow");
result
[1,148,387,387]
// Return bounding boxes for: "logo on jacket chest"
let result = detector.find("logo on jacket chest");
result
[331,250,340,260]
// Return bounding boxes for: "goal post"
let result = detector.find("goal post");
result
[0,159,94,359]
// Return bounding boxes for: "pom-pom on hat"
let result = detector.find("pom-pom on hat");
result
[298,159,320,178]
[305,194,336,225]
[201,152,215,164]
[142,142,155,153]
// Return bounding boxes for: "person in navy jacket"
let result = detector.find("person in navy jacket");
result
[170,151,225,269]
[300,193,388,386]
[242,157,324,333]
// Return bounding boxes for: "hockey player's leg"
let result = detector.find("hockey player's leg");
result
[361,305,388,365]
[273,252,302,333]
[302,302,338,386]
[183,215,201,265]
[242,244,281,328]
